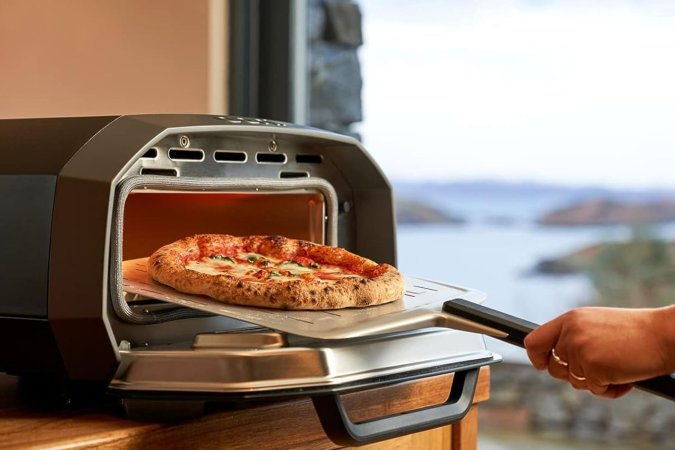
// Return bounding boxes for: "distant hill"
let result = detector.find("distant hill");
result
[534,240,675,275]
[392,179,675,201]
[534,243,608,275]
[395,197,465,225]
[392,180,675,226]
[539,198,675,226]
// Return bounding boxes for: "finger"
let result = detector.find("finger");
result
[547,353,570,382]
[567,365,588,390]
[597,384,633,399]
[586,380,609,396]
[525,316,564,353]
[525,317,564,370]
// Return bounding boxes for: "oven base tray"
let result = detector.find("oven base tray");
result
[109,327,500,397]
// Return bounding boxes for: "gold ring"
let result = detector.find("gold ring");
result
[551,348,568,367]
[570,371,587,381]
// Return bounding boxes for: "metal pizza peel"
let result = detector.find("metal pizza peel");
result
[122,258,505,340]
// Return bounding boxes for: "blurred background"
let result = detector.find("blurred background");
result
[1,0,674,448]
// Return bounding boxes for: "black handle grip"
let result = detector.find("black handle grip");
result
[443,298,537,347]
[311,368,479,446]
[442,298,675,401]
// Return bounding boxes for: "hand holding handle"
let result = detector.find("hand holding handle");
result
[442,298,675,401]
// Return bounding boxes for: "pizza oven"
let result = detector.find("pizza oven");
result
[0,115,500,445]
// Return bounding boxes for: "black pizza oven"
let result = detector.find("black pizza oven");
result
[0,115,500,445]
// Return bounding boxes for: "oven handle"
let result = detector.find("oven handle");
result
[443,298,675,401]
[311,367,479,446]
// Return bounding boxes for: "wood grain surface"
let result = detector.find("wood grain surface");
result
[0,367,489,450]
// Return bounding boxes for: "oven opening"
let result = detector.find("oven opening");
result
[118,189,328,320]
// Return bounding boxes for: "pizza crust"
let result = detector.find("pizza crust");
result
[147,234,406,310]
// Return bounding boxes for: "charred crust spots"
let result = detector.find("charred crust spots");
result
[353,285,359,290]
[310,298,318,305]
[268,235,285,246]
[236,281,244,288]
[269,295,278,304]
[360,279,368,284]
[310,290,317,295]
[323,287,331,293]
[357,297,370,306]
[286,285,292,291]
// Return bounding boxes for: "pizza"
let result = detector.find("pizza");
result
[147,234,405,310]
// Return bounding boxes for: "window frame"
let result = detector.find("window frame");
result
[228,0,308,123]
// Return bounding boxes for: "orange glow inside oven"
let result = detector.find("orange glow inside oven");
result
[122,191,326,260]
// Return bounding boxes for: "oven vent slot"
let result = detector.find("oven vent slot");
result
[140,168,178,177]
[279,171,310,179]
[296,154,323,164]
[141,148,158,159]
[214,151,247,163]
[168,148,205,161]
[256,153,287,164]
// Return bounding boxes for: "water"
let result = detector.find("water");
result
[396,223,593,362]
[394,188,675,362]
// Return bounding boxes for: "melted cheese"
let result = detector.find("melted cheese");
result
[186,259,256,277]
[185,253,362,284]
[278,262,314,276]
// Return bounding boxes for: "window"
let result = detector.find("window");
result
[230,3,675,446]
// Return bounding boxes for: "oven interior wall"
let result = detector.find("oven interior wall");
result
[123,191,326,261]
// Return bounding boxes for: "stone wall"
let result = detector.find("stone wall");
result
[308,0,363,138]
[483,363,675,447]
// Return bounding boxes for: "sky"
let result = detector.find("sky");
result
[358,0,675,189]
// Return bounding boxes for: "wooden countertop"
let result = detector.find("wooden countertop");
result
[0,367,490,449]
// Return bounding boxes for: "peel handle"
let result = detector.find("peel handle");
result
[443,298,537,348]
[443,298,675,401]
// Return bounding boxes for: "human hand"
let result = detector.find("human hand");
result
[524,306,675,398]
